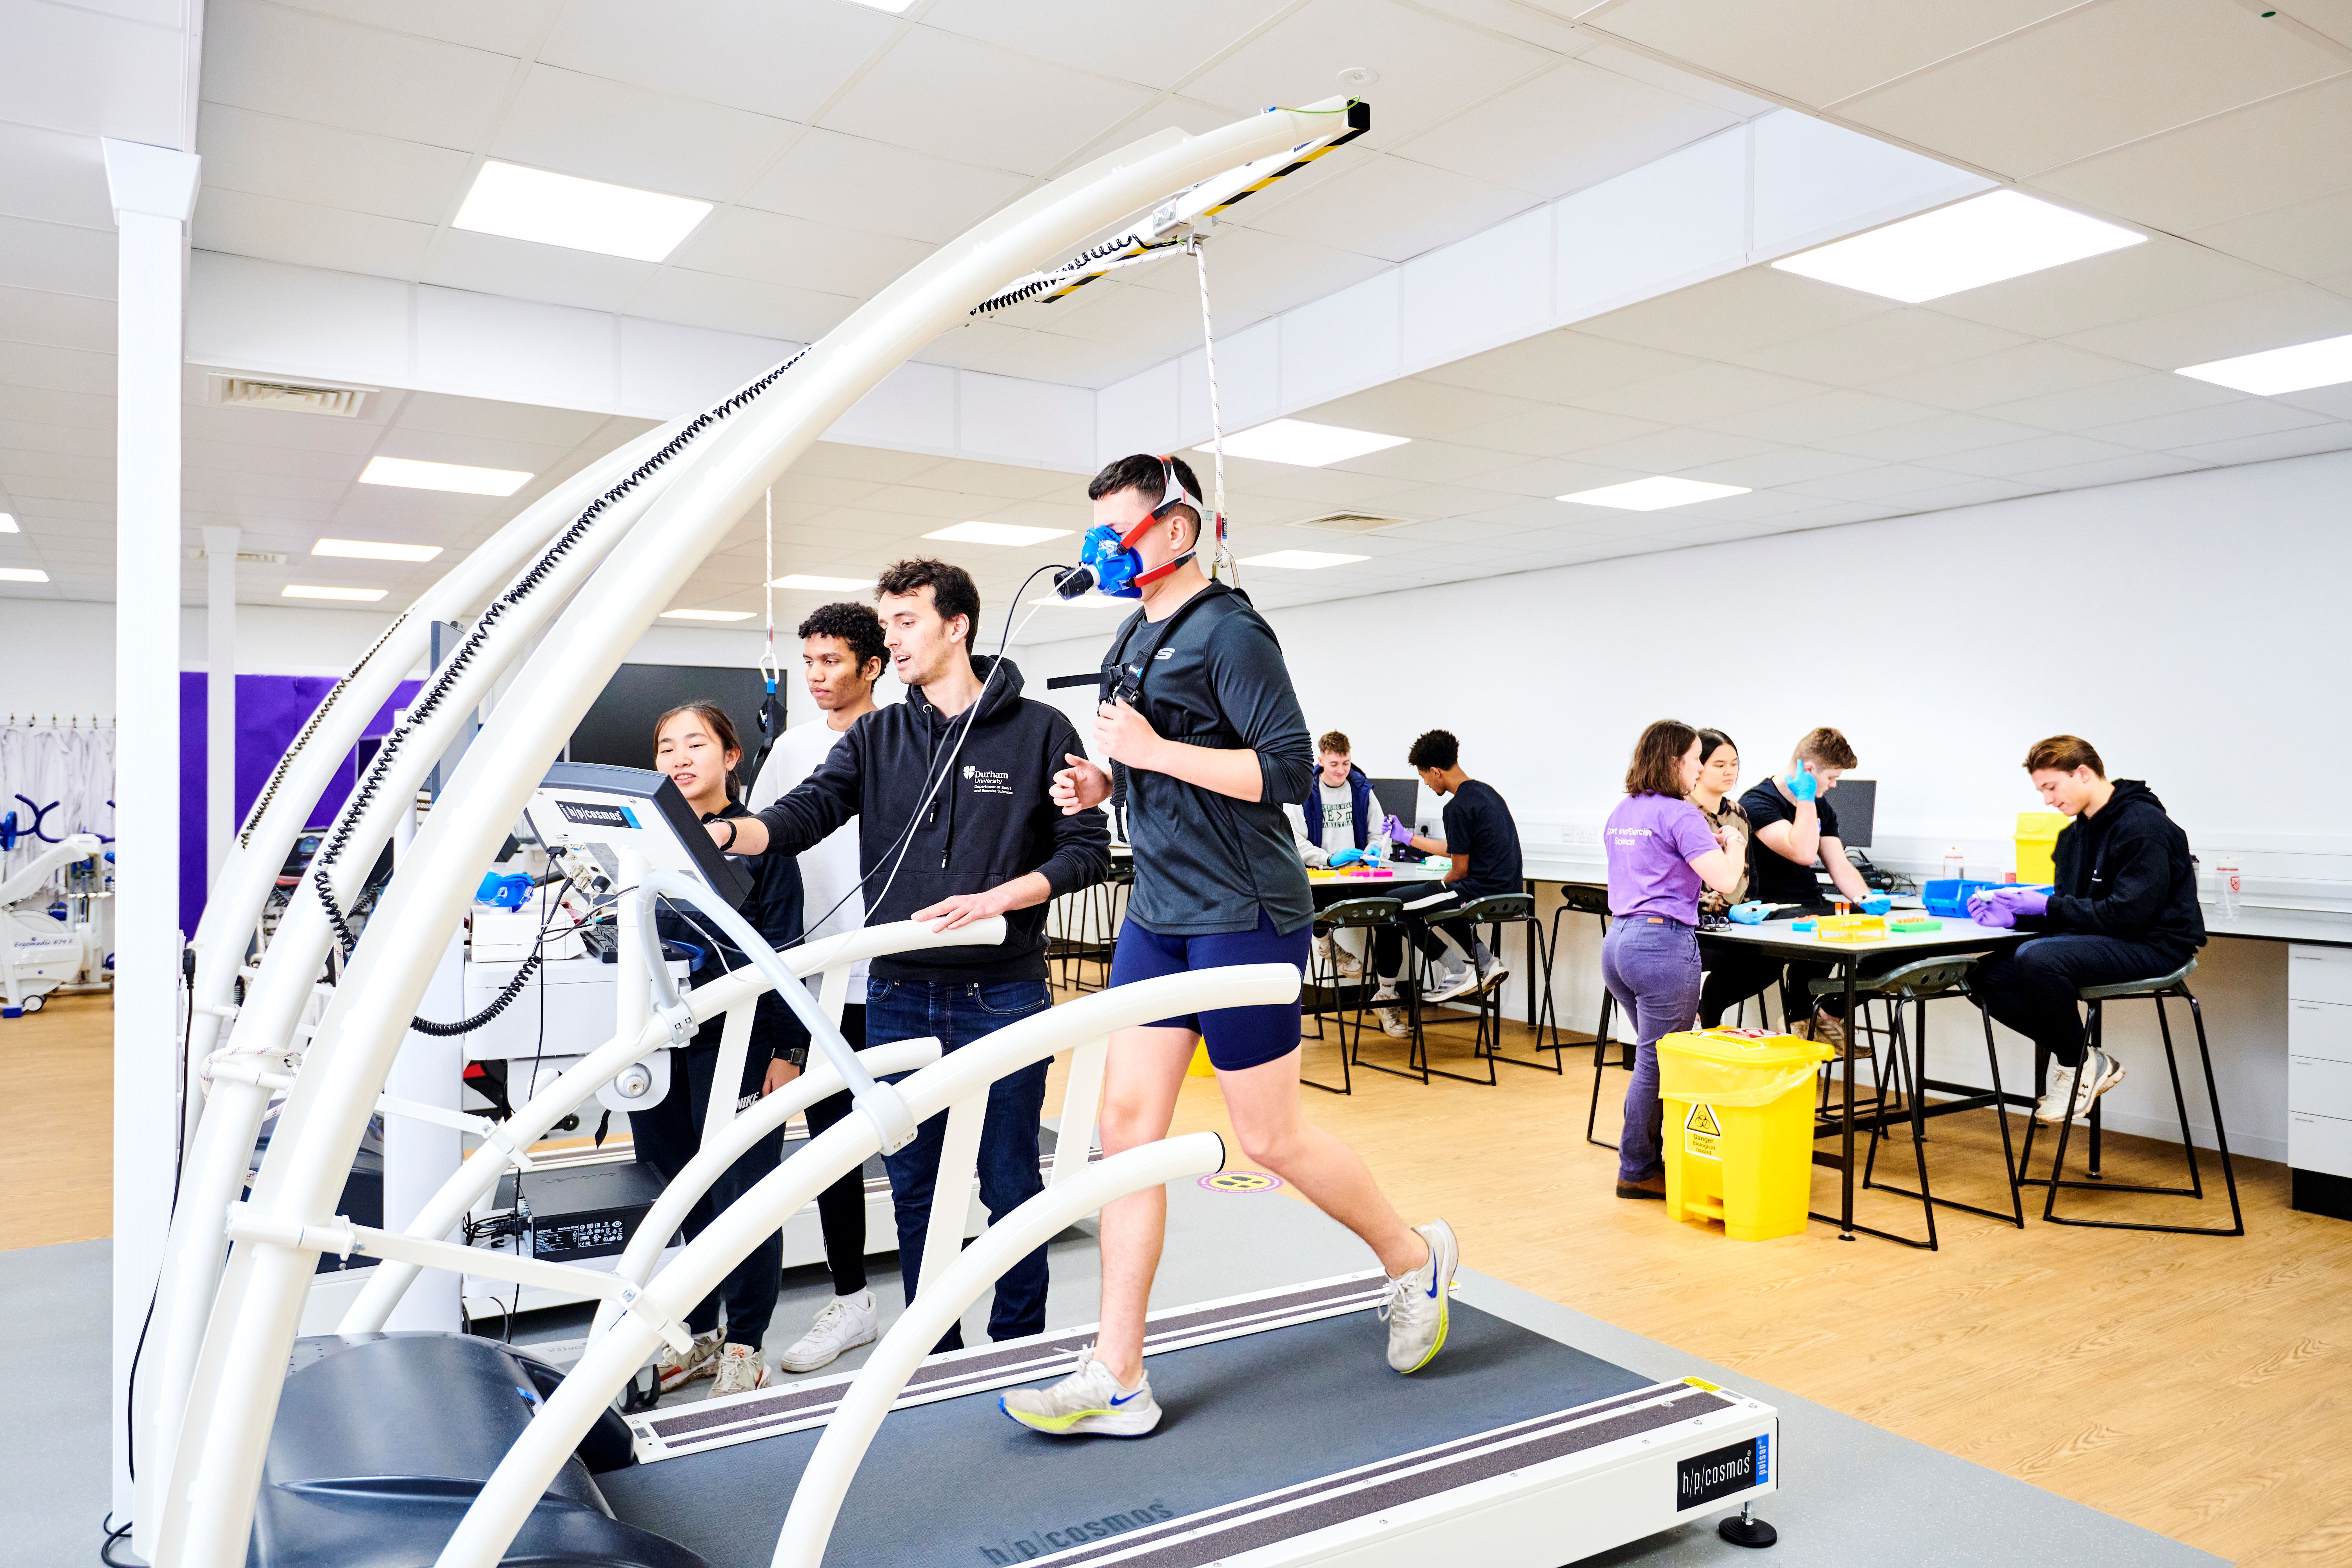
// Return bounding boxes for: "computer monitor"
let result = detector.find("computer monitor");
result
[1829,779,1874,851]
[1371,777,1421,826]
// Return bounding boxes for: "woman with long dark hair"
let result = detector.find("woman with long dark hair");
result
[636,701,804,1397]
[1601,721,1746,1201]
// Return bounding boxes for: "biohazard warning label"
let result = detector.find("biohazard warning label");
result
[1684,1102,1722,1160]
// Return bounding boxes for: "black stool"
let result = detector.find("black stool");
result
[1539,887,1632,1149]
[1458,892,1551,1073]
[2016,959,2244,1236]
[1808,956,2025,1248]
[1302,896,1400,1096]
[1401,891,1531,1087]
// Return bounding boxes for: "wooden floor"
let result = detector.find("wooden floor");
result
[13,988,2352,1563]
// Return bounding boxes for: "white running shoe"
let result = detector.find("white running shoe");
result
[1333,944,1364,978]
[999,1349,1161,1437]
[1423,965,1479,1003]
[2035,1062,2079,1125]
[656,1328,724,1393]
[1381,1219,1458,1374]
[1376,1006,1411,1038]
[1476,954,1510,994]
[1370,981,1400,1004]
[708,1342,770,1396]
[778,1290,879,1374]
[2066,1048,2125,1122]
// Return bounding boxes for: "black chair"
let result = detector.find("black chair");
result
[1393,891,1527,1087]
[1538,886,1632,1149]
[1806,956,2025,1249]
[2015,959,2244,1236]
[1301,896,1400,1096]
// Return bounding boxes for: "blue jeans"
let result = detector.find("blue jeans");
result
[1602,916,1702,1183]
[867,976,1053,1349]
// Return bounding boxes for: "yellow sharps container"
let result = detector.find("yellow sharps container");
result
[1655,1027,1834,1241]
[2016,811,2068,886]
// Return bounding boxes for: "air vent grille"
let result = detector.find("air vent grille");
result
[1292,512,1410,534]
[209,375,374,418]
[185,547,290,565]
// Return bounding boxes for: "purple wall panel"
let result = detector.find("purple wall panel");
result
[178,673,423,937]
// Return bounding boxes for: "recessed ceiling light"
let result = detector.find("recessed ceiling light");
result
[1771,191,2144,304]
[452,161,713,263]
[313,536,444,563]
[768,574,874,591]
[0,513,17,532]
[283,583,387,602]
[0,565,48,583]
[924,521,1072,546]
[2176,332,2352,396]
[1207,419,1410,468]
[1558,477,1751,512]
[661,608,755,622]
[359,455,534,497]
[1238,550,1369,570]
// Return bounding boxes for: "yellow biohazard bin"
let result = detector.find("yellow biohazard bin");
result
[1655,1027,1834,1241]
[2016,811,2069,886]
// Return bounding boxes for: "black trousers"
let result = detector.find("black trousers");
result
[1371,886,1479,980]
[1973,934,2189,1068]
[1697,945,1786,1028]
[628,1040,783,1346]
[795,1004,871,1297]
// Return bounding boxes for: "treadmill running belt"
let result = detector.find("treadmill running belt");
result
[599,1301,1656,1568]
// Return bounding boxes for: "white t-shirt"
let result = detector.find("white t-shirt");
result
[1318,778,1356,840]
[749,717,869,996]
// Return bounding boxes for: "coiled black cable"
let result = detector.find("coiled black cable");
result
[303,343,811,1032]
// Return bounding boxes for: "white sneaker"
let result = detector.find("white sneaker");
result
[2067,1048,2125,1122]
[2035,1061,2079,1125]
[1370,981,1400,1004]
[708,1342,770,1396]
[1381,1219,1458,1374]
[1376,1006,1411,1038]
[999,1349,1161,1437]
[1476,954,1509,994]
[778,1290,878,1374]
[1333,944,1364,978]
[1423,965,1479,1003]
[656,1327,724,1393]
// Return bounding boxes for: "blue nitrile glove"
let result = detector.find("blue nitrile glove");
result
[1328,847,1364,868]
[1783,763,1818,802]
[1729,901,1769,925]
[1382,813,1414,847]
[1859,893,1891,916]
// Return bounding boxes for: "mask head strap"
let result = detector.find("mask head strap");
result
[1116,456,1220,590]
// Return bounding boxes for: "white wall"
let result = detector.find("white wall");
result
[1012,449,2352,1163]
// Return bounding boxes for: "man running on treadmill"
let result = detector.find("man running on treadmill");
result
[1012,453,1457,1438]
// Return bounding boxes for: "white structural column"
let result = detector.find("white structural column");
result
[202,524,238,889]
[106,137,201,1523]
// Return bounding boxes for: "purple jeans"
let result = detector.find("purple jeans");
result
[1602,915,1703,1182]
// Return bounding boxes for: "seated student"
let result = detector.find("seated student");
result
[1688,729,1781,1029]
[1730,727,1878,1051]
[1298,730,1375,867]
[1368,729,1522,1030]
[1969,736,2205,1125]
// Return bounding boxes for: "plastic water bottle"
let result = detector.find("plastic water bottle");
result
[2216,859,2241,918]
[1941,847,1964,884]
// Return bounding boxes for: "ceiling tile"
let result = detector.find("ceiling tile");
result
[1448,402,1668,456]
[2167,420,2352,465]
[819,29,1156,178]
[2008,450,2210,488]
[1925,431,2147,476]
[183,403,385,454]
[1860,340,2143,410]
[922,0,1279,91]
[0,120,123,231]
[1835,0,2341,177]
[1975,370,2246,431]
[2189,186,2352,283]
[2076,397,2334,450]
[192,188,436,282]
[490,65,800,201]
[735,129,1033,246]
[1394,56,1739,200]
[1572,42,1779,116]
[394,393,611,446]
[1462,455,1651,499]
[0,216,115,301]
[1782,461,1977,501]
[1324,437,1520,484]
[1577,267,1895,361]
[1569,426,1783,473]
[2059,282,2352,368]
[1672,445,1882,489]
[1922,234,2279,339]
[0,285,114,354]
[202,0,520,149]
[2033,74,2352,233]
[1697,388,1941,443]
[632,269,861,342]
[1731,310,2033,385]
[1585,0,2083,109]
[197,102,472,225]
[1814,409,2051,461]
[1873,475,2045,510]
[181,436,358,481]
[1243,153,1540,266]
[1422,329,1702,401]
[421,228,657,312]
[1572,361,1831,423]
[266,0,559,56]
[1301,380,1543,439]
[537,0,895,121]
[666,207,934,298]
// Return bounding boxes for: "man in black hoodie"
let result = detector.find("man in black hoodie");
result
[719,557,1109,1348]
[1970,735,2206,1128]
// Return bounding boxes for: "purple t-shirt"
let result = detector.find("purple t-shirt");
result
[1604,793,1719,923]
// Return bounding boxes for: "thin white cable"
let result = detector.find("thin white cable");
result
[1190,236,1235,589]
[759,486,780,692]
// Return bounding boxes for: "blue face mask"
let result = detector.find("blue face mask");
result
[1076,522,1147,599]
[1056,456,1216,601]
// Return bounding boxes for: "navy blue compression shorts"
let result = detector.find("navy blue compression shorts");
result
[1107,907,1309,1071]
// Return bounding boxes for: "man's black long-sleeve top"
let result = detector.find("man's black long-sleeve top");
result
[750,655,1111,982]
